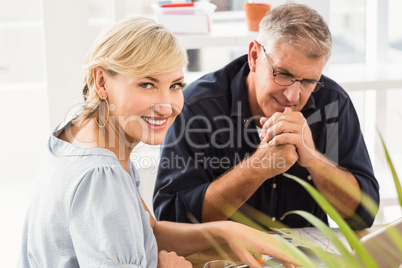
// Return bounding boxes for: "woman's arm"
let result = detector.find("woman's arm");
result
[153,220,299,268]
[141,198,298,268]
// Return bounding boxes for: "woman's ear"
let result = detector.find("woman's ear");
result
[93,67,108,99]
[248,40,260,73]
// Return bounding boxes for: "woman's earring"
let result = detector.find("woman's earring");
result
[96,97,109,128]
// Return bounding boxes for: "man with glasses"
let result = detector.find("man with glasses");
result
[153,3,379,230]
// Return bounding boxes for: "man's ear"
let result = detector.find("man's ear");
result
[248,40,260,73]
[93,67,108,99]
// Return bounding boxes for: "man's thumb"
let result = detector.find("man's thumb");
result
[284,107,292,113]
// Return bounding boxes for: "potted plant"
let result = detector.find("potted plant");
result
[243,0,271,31]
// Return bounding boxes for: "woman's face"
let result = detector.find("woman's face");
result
[104,69,185,146]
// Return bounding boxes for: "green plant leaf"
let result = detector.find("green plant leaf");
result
[282,210,361,267]
[359,191,380,222]
[274,228,347,268]
[380,223,402,265]
[231,203,289,230]
[229,209,317,267]
[229,208,266,232]
[272,234,317,268]
[283,173,379,268]
[377,129,402,207]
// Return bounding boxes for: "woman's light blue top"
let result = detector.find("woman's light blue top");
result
[19,121,158,267]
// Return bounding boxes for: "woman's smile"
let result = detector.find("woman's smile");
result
[141,116,169,130]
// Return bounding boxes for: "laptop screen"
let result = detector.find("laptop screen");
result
[352,217,402,267]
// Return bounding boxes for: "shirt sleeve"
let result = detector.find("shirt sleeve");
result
[69,165,154,267]
[153,106,213,223]
[329,96,380,229]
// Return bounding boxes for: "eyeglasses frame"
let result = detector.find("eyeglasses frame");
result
[259,43,324,93]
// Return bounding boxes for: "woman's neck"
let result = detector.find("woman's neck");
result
[59,119,137,173]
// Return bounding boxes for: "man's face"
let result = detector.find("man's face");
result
[251,43,327,124]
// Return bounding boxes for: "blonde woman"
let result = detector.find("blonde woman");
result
[19,17,298,268]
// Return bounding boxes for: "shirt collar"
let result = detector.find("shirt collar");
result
[302,93,317,113]
[50,120,116,158]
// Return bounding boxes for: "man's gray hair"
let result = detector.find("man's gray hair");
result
[257,3,332,60]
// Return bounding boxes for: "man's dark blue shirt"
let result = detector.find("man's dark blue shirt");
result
[153,55,379,230]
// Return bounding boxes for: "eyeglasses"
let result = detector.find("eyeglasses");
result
[260,44,324,93]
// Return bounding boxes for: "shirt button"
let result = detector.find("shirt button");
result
[272,183,277,189]
[272,217,276,221]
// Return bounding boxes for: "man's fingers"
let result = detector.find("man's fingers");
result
[284,107,292,113]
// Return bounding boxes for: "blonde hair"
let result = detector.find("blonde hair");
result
[257,3,332,60]
[74,17,188,125]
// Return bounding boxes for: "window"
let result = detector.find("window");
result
[329,0,366,64]
[388,0,402,62]
[0,0,44,84]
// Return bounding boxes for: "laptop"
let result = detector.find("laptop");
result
[352,217,402,267]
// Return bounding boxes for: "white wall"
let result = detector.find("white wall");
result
[42,0,91,129]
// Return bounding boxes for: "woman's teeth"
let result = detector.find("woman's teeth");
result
[142,117,167,126]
